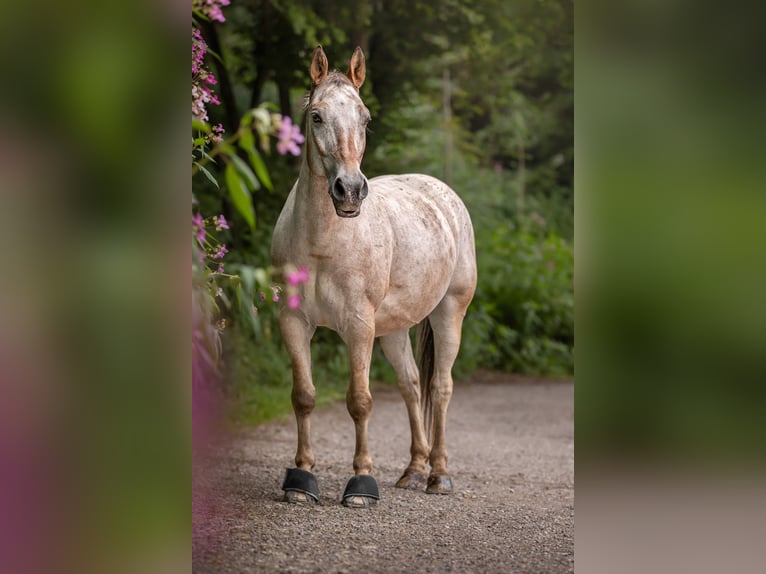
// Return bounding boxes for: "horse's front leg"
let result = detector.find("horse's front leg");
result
[278,310,319,504]
[341,316,378,508]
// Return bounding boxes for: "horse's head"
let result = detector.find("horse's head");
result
[306,46,371,218]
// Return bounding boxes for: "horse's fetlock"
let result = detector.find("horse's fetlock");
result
[353,455,373,474]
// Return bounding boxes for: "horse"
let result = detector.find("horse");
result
[271,46,477,508]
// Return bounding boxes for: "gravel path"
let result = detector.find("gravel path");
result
[193,373,573,573]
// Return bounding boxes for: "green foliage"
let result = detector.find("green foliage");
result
[199,0,573,425]
[465,223,574,376]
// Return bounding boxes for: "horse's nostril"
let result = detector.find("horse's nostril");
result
[333,178,345,199]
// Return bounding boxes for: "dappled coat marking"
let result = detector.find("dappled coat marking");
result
[271,46,477,506]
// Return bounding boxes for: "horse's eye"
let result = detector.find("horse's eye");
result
[311,112,322,124]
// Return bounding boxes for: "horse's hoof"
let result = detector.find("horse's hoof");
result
[281,467,320,504]
[395,471,428,490]
[283,490,316,505]
[342,495,378,508]
[426,474,453,494]
[342,474,380,509]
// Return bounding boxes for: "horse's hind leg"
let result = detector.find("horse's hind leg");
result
[426,293,469,494]
[379,330,430,489]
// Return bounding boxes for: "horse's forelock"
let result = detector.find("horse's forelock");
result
[307,71,356,106]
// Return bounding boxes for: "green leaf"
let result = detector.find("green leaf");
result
[239,127,255,152]
[225,163,255,230]
[239,111,254,127]
[192,119,210,133]
[219,143,236,156]
[230,154,260,192]
[238,130,274,191]
[239,266,255,295]
[194,162,219,189]
[254,268,269,287]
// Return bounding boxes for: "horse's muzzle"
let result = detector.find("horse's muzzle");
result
[329,175,368,218]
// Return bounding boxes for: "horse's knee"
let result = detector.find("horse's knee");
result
[346,389,372,422]
[292,386,316,416]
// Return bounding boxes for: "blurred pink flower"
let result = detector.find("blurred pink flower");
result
[192,213,206,243]
[287,294,301,309]
[213,214,230,231]
[277,116,305,156]
[212,244,228,260]
[286,266,309,286]
[209,123,225,145]
[208,6,225,22]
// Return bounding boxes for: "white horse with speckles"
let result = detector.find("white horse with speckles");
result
[271,46,477,507]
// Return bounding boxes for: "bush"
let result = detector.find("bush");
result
[462,222,574,377]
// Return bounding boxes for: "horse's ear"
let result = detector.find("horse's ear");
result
[347,47,366,89]
[310,45,328,86]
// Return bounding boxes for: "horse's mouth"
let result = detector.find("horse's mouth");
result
[336,207,361,218]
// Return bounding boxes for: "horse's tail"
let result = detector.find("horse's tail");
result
[416,318,435,447]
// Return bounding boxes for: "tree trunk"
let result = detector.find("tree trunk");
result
[278,81,292,118]
[250,62,268,109]
[350,0,372,54]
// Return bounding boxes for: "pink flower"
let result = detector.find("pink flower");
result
[287,293,301,309]
[216,263,224,273]
[272,293,280,303]
[277,116,305,156]
[216,287,223,297]
[286,266,309,286]
[213,214,230,231]
[208,6,225,22]
[192,26,223,121]
[192,213,206,243]
[209,123,225,145]
[212,244,228,260]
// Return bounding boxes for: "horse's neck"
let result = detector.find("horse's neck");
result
[293,162,339,252]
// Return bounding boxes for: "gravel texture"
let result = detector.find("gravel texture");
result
[193,372,573,573]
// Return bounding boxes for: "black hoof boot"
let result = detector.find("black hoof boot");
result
[282,468,320,504]
[342,474,380,508]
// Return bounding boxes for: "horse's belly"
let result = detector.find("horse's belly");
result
[373,280,450,336]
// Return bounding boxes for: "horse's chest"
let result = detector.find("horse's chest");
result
[301,262,387,327]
